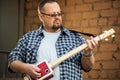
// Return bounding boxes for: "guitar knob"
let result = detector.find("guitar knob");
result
[105,38,108,41]
[112,34,115,37]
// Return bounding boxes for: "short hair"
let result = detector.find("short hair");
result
[38,0,57,12]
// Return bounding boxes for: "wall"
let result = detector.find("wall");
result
[25,0,120,80]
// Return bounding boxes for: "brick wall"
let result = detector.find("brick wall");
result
[25,0,120,80]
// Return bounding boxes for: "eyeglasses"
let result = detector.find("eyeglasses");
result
[41,12,63,17]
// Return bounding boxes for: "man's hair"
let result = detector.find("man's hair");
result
[38,0,57,12]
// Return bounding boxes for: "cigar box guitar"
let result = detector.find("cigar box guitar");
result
[24,28,115,80]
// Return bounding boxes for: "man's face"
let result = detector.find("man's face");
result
[39,2,63,32]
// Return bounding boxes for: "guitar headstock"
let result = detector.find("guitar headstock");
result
[94,28,115,41]
[104,30,115,41]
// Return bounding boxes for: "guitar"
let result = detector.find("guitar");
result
[24,28,115,80]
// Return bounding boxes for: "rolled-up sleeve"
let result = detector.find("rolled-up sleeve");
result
[8,35,28,72]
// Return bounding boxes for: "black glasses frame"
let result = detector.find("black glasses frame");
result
[41,12,63,17]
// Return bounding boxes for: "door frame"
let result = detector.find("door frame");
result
[18,0,25,38]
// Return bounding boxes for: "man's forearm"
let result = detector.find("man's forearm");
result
[81,54,95,71]
[10,60,28,74]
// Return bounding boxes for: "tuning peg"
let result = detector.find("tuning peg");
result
[105,38,108,41]
[104,34,115,41]
[111,34,115,37]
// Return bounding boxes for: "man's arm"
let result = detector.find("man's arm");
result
[81,52,95,71]
[81,36,97,71]
[10,61,27,73]
[10,60,41,79]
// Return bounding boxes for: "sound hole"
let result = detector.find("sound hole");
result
[45,69,49,73]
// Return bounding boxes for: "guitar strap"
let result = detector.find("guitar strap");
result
[69,30,95,37]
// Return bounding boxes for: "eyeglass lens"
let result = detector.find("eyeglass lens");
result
[41,12,63,17]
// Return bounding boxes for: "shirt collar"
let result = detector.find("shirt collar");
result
[38,25,71,37]
[60,27,71,37]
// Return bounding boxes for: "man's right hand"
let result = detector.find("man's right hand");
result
[25,64,41,80]
[10,61,41,80]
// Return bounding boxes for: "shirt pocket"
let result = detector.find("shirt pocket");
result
[25,44,37,63]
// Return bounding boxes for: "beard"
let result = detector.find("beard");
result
[42,19,62,32]
[52,19,62,31]
[52,24,62,30]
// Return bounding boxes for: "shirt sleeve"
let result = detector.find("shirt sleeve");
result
[8,34,28,72]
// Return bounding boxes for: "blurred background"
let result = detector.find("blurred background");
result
[0,0,120,80]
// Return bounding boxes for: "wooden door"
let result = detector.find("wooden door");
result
[0,0,24,78]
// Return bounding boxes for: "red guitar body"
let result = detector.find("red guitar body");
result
[33,60,53,80]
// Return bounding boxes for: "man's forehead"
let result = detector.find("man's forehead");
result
[43,2,61,13]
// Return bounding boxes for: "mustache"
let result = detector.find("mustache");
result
[54,18,61,22]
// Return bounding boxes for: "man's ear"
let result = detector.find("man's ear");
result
[38,13,43,22]
[38,7,40,14]
[38,7,43,22]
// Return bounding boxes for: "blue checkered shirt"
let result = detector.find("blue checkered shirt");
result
[8,26,86,80]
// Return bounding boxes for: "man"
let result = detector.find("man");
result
[8,0,98,80]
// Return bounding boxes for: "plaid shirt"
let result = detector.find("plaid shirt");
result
[8,26,85,80]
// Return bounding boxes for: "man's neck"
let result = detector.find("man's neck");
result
[43,28,61,33]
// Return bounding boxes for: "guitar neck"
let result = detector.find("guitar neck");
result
[49,28,115,69]
[49,43,87,68]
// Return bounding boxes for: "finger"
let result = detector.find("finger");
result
[33,65,41,72]
[86,40,93,50]
[90,36,98,45]
[90,39,96,47]
[32,70,41,79]
[90,36,98,47]
[35,72,41,78]
[33,67,41,76]
[29,65,41,79]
